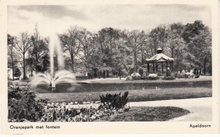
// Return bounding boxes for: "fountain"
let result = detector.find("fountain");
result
[31,33,76,92]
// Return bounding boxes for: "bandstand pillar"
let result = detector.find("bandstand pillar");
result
[166,61,168,72]
[153,63,155,72]
[147,63,150,73]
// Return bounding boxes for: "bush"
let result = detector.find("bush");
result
[121,69,129,76]
[162,75,176,80]
[195,74,200,78]
[174,72,178,78]
[157,72,164,77]
[8,86,47,122]
[131,72,141,80]
[126,76,133,80]
[99,92,129,110]
[14,68,21,77]
[147,73,159,80]
[138,68,144,77]
[179,70,186,78]
[166,69,171,76]
[163,72,176,80]
[76,75,88,80]
[141,72,148,80]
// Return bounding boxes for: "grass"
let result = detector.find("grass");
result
[96,106,190,121]
[36,87,212,103]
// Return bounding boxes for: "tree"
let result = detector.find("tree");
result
[148,25,168,54]
[182,20,212,74]
[126,30,147,72]
[8,34,17,80]
[187,26,211,74]
[59,26,82,72]
[98,28,120,68]
[166,23,187,71]
[77,29,97,74]
[29,26,49,74]
[14,33,32,79]
[182,20,206,43]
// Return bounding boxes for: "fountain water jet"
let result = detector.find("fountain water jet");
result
[31,33,76,91]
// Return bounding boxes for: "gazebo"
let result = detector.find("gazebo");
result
[146,48,174,73]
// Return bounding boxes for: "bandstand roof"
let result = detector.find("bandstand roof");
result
[146,53,174,63]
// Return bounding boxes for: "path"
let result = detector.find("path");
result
[129,97,212,121]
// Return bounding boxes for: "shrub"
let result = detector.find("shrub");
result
[138,68,144,77]
[126,76,133,80]
[157,72,164,77]
[121,69,129,76]
[162,76,176,80]
[131,72,141,80]
[174,72,178,78]
[195,74,200,78]
[179,70,186,78]
[166,69,171,76]
[163,72,176,80]
[99,92,129,110]
[76,75,88,80]
[8,86,47,122]
[14,68,21,77]
[141,72,148,80]
[147,73,159,80]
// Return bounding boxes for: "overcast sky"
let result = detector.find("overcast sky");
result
[8,5,211,37]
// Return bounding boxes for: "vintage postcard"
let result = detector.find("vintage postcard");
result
[0,0,219,135]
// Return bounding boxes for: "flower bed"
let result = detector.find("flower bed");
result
[40,92,129,122]
[8,85,130,122]
[41,102,130,122]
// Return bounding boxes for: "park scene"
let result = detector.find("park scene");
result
[7,5,212,122]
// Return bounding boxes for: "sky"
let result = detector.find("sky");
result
[7,4,211,37]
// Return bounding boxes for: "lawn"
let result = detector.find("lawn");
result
[96,106,190,121]
[36,87,212,103]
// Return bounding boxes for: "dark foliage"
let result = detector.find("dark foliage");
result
[195,74,200,78]
[138,68,144,77]
[8,86,47,122]
[163,72,176,80]
[166,69,172,76]
[162,75,176,80]
[99,92,129,109]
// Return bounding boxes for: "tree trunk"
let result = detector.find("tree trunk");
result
[134,50,137,72]
[35,55,38,72]
[147,63,150,73]
[30,69,33,76]
[70,54,74,72]
[11,61,14,80]
[141,44,144,65]
[11,54,14,80]
[203,58,207,75]
[23,53,26,79]
[171,47,174,58]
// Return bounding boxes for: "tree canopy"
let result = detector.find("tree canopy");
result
[8,20,212,79]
